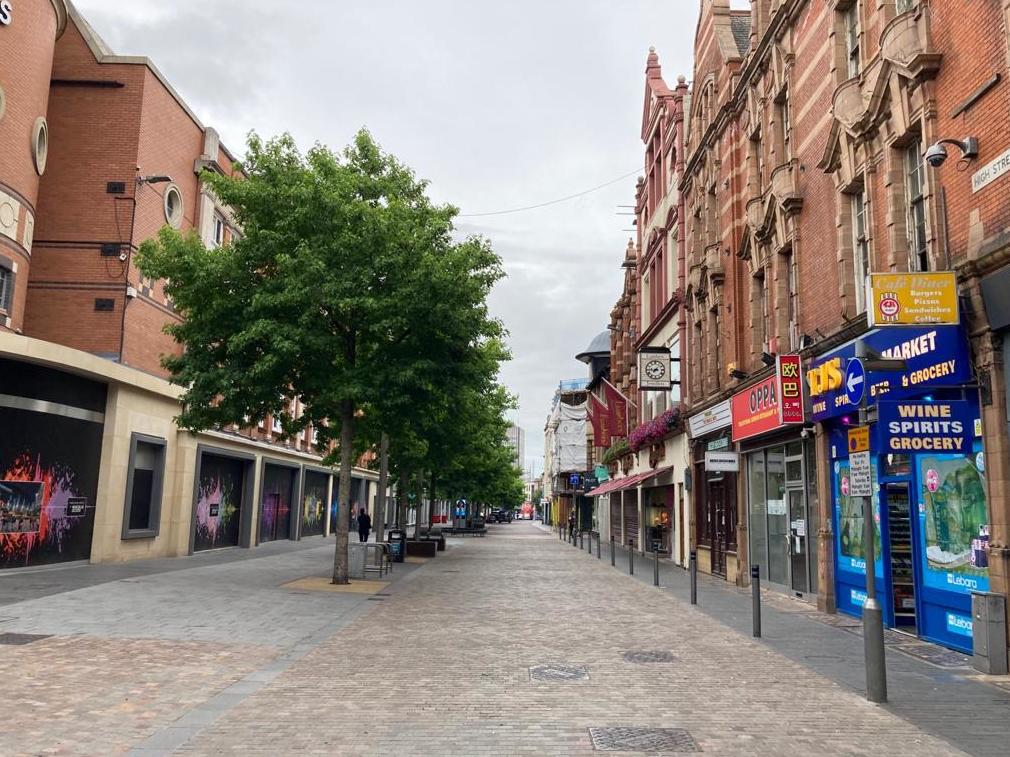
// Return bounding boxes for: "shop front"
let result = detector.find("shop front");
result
[808,325,985,652]
[191,446,255,552]
[301,468,330,538]
[258,460,300,543]
[0,358,105,568]
[688,400,736,579]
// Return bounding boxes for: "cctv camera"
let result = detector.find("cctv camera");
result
[924,142,947,168]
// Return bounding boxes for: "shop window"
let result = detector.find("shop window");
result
[851,191,870,312]
[883,453,912,477]
[122,434,166,539]
[0,260,13,314]
[905,140,928,271]
[748,452,769,580]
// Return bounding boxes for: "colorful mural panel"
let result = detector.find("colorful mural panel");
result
[194,454,245,551]
[302,471,328,537]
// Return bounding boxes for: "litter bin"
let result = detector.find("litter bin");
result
[387,528,406,563]
[972,591,1008,675]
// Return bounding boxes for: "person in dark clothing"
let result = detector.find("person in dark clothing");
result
[357,508,372,543]
[568,511,576,540]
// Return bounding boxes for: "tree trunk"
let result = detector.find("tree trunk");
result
[374,433,389,542]
[331,398,355,584]
[396,471,408,532]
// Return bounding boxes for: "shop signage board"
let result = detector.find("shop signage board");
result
[707,436,729,452]
[849,450,872,496]
[0,2,11,26]
[731,375,781,442]
[806,326,972,423]
[877,400,973,454]
[705,451,739,472]
[638,347,672,391]
[866,272,959,328]
[777,354,804,424]
[688,399,732,438]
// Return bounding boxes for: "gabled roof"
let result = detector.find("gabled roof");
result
[641,47,674,142]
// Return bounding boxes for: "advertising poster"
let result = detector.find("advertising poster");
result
[917,453,989,595]
[302,471,328,537]
[0,360,106,569]
[194,454,245,551]
[834,459,883,578]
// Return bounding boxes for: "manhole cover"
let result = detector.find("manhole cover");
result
[0,633,51,646]
[529,664,589,682]
[623,651,676,664]
[893,644,972,668]
[589,726,700,752]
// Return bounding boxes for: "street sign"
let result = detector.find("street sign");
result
[849,451,872,497]
[848,426,870,454]
[845,358,866,407]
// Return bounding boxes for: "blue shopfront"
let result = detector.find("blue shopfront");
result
[808,325,988,652]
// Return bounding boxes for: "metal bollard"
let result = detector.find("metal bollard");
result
[597,532,602,559]
[628,540,634,575]
[610,537,615,566]
[751,564,761,638]
[689,549,697,605]
[653,545,660,587]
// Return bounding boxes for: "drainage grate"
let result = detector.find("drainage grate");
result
[0,633,51,646]
[892,644,972,668]
[366,597,386,601]
[589,727,700,752]
[529,664,589,682]
[623,651,676,664]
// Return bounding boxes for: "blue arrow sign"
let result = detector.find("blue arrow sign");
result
[845,358,866,407]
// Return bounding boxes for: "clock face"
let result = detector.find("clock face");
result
[645,359,666,381]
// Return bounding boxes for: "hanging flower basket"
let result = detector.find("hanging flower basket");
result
[628,408,685,453]
[602,438,631,465]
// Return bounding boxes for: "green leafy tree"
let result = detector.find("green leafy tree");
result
[137,129,498,583]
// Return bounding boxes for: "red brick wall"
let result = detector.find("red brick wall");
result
[0,0,62,331]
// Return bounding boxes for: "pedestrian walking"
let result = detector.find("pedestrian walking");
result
[357,508,372,543]
[568,510,576,540]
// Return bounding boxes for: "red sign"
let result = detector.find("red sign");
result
[603,379,629,443]
[587,391,612,447]
[777,354,804,425]
[731,376,781,442]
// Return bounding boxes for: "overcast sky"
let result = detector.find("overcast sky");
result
[75,0,699,476]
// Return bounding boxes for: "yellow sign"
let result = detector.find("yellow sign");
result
[866,272,958,327]
[848,426,870,454]
[807,358,842,398]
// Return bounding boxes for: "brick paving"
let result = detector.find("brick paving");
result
[0,523,1005,755]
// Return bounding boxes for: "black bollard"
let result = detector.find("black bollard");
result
[689,549,697,605]
[653,545,660,587]
[751,564,762,638]
[610,537,615,566]
[628,540,634,575]
[597,532,602,559]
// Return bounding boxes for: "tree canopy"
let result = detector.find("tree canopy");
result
[138,129,522,581]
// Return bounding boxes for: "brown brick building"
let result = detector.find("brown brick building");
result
[681,0,1010,654]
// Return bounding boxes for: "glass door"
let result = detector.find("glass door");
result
[884,483,916,630]
[766,449,788,585]
[787,487,808,593]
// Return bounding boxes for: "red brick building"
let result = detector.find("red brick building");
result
[0,3,379,571]
[681,0,1010,654]
[0,0,66,333]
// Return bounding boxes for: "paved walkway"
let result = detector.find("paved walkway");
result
[0,524,1005,754]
